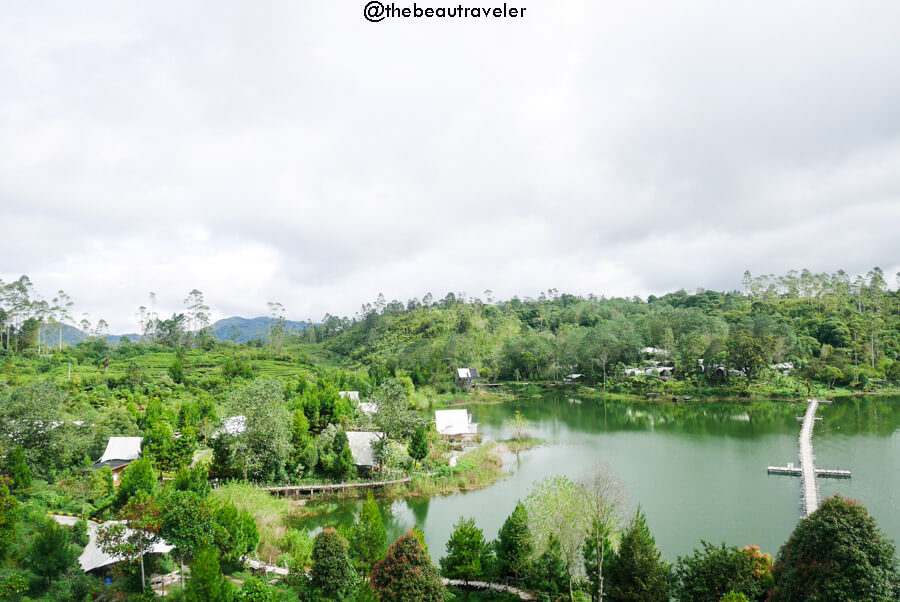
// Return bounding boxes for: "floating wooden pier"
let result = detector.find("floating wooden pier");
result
[767,399,851,517]
[767,465,851,478]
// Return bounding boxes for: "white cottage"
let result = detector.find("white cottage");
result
[83,437,143,481]
[435,409,478,440]
[346,431,381,473]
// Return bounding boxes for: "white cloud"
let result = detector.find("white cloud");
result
[1,0,899,331]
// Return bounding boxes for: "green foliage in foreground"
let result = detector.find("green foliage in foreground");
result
[674,541,773,602]
[495,501,532,588]
[350,492,387,579]
[604,510,671,602]
[371,531,445,602]
[309,528,358,600]
[771,495,900,601]
[27,517,78,587]
[185,547,233,601]
[0,478,18,558]
[440,516,493,586]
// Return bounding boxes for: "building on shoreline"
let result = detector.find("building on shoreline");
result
[455,367,483,389]
[435,409,478,440]
[347,431,381,474]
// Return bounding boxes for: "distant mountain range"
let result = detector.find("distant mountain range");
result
[40,316,310,346]
[208,316,309,343]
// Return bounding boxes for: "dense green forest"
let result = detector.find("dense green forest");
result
[320,267,900,393]
[1,268,898,600]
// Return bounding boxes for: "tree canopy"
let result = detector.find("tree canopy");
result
[371,531,445,602]
[604,510,671,602]
[495,501,532,588]
[440,516,493,587]
[674,542,773,602]
[771,495,900,601]
[309,528,358,600]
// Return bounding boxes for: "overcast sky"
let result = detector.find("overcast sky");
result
[2,1,899,332]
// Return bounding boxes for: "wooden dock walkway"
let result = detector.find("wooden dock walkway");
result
[798,398,820,516]
[767,398,851,518]
[263,476,412,497]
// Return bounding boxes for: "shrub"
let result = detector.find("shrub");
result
[309,528,357,600]
[372,531,445,602]
[674,542,772,601]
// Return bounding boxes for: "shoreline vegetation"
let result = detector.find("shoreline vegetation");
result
[500,437,545,454]
[430,381,900,407]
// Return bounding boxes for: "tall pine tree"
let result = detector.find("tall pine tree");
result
[331,430,357,481]
[409,426,429,467]
[604,510,671,601]
[526,534,569,598]
[350,491,387,580]
[440,516,493,588]
[27,518,77,587]
[496,501,532,588]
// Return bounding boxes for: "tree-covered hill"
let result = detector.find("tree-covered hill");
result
[316,268,900,393]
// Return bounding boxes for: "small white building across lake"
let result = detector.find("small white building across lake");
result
[435,409,478,439]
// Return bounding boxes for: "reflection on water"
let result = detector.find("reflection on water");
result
[295,395,900,561]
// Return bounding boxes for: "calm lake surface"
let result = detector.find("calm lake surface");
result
[297,394,900,561]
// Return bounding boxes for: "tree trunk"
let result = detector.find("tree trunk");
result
[598,537,605,601]
[140,553,146,591]
[181,557,185,593]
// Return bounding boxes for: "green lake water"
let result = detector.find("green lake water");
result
[296,394,900,562]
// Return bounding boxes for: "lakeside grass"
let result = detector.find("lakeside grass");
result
[500,437,545,454]
[404,442,507,497]
[212,481,309,561]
